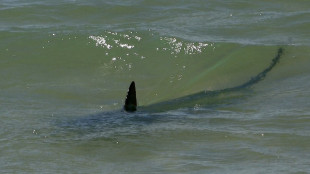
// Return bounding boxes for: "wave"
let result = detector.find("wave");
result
[1,30,309,111]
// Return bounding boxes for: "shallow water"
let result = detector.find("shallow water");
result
[1,0,310,173]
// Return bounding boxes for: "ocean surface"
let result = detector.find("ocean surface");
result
[1,0,310,173]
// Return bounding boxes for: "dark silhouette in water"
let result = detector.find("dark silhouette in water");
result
[124,48,284,112]
[124,81,137,112]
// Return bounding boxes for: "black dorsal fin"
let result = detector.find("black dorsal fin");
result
[124,81,137,112]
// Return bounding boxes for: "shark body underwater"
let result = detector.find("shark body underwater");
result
[124,48,284,113]
[59,48,283,131]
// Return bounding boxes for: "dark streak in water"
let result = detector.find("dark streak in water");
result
[141,48,284,112]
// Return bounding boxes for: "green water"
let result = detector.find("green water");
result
[1,0,310,173]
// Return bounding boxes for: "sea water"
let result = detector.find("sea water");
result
[1,0,310,173]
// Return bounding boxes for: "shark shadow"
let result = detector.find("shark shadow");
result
[57,48,284,134]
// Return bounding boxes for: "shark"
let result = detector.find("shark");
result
[124,48,284,112]
[58,48,283,134]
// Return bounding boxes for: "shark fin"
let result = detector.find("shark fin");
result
[124,81,137,112]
